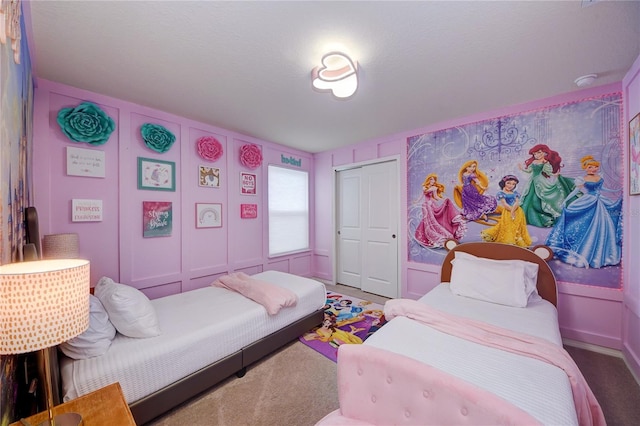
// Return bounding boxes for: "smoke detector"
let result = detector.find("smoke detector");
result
[574,74,598,88]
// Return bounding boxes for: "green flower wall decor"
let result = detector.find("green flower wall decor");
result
[57,101,116,145]
[141,123,176,153]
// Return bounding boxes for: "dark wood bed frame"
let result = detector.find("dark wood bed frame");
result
[24,207,323,425]
[52,298,323,425]
[440,241,558,307]
[129,309,323,424]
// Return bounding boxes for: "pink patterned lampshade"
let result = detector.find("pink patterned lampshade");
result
[0,259,90,354]
[42,233,79,259]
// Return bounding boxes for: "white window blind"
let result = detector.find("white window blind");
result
[268,165,309,257]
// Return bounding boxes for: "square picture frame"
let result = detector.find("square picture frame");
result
[199,165,221,188]
[630,112,640,195]
[196,203,222,228]
[240,172,257,195]
[138,157,176,191]
[143,201,173,237]
[240,203,258,219]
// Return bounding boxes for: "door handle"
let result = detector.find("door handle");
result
[338,231,341,235]
[392,234,396,238]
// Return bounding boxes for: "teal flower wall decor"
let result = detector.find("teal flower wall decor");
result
[57,101,116,145]
[141,123,176,153]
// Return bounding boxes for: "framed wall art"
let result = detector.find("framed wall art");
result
[196,203,222,228]
[199,165,220,188]
[138,157,175,191]
[71,199,103,222]
[240,172,257,195]
[66,146,106,178]
[630,112,640,195]
[143,201,172,237]
[240,203,257,219]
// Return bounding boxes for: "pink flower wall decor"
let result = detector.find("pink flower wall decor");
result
[239,143,263,169]
[196,136,223,162]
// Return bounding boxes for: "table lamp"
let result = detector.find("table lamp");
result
[42,234,79,259]
[0,259,90,426]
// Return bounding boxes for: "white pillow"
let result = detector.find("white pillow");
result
[449,256,529,307]
[94,276,161,338]
[453,251,540,300]
[59,294,116,359]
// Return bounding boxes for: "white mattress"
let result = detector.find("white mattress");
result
[364,283,578,425]
[60,271,326,404]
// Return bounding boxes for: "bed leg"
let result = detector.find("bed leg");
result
[236,367,247,378]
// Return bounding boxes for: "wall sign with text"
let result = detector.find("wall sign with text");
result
[72,199,103,222]
[240,203,257,219]
[67,146,105,178]
[240,172,257,195]
[280,154,302,167]
[143,201,173,237]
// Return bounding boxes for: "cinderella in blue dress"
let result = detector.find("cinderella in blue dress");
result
[545,177,622,268]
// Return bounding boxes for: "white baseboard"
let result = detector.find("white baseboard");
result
[562,338,640,386]
[562,338,623,358]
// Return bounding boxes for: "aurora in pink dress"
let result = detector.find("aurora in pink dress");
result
[414,175,467,248]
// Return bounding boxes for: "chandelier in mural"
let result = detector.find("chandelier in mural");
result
[470,117,536,161]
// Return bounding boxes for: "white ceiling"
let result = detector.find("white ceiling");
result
[26,1,640,153]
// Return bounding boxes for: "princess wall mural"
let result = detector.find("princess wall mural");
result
[407,93,623,289]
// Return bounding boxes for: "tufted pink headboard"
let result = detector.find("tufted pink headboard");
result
[315,344,542,425]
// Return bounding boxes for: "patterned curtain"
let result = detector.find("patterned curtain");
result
[1,2,33,425]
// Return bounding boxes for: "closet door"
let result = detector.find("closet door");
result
[336,161,398,298]
[360,161,398,298]
[336,168,362,288]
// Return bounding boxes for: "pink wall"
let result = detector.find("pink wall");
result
[313,82,627,350]
[32,79,315,299]
[622,52,640,378]
[32,73,637,352]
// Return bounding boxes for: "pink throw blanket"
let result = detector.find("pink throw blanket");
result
[385,299,606,426]
[212,272,298,315]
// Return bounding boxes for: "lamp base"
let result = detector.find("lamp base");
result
[37,412,83,426]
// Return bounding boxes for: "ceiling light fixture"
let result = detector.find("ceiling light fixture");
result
[311,52,358,99]
[574,74,598,88]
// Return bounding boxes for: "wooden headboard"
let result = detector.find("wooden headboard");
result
[440,242,558,307]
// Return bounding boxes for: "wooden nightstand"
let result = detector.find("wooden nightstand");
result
[10,382,135,426]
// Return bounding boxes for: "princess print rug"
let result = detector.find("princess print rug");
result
[299,291,387,362]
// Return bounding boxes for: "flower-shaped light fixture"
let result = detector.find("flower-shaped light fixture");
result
[311,52,358,99]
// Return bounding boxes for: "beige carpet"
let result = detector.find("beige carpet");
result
[147,341,338,426]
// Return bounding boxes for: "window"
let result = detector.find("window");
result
[268,165,309,256]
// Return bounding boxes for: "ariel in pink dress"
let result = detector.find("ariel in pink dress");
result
[414,174,467,248]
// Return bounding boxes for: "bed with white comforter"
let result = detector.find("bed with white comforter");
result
[365,283,577,425]
[58,270,326,424]
[317,242,605,426]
